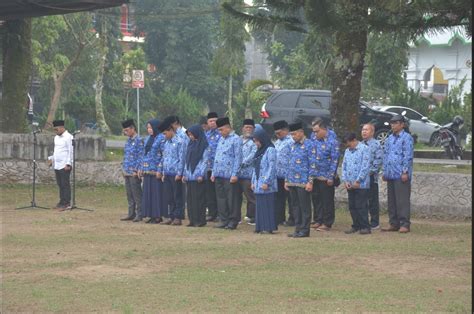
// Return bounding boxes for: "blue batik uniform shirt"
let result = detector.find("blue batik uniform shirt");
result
[205,128,221,171]
[238,136,257,180]
[364,138,383,179]
[184,149,210,181]
[383,130,414,180]
[212,132,243,179]
[163,135,185,176]
[285,138,317,187]
[251,147,278,194]
[314,134,340,181]
[122,134,143,176]
[342,142,371,189]
[139,133,165,174]
[274,135,294,179]
[311,128,336,142]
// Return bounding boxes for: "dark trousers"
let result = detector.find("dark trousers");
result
[275,178,293,224]
[237,179,256,219]
[313,179,335,227]
[368,174,380,227]
[55,168,71,205]
[186,181,207,226]
[348,189,370,230]
[163,175,185,220]
[288,186,311,235]
[387,180,411,228]
[205,170,218,218]
[124,175,142,218]
[215,178,240,227]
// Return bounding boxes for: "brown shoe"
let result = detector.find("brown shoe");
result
[381,225,399,232]
[311,223,322,229]
[171,219,182,226]
[399,226,410,233]
[316,225,331,231]
[161,218,172,225]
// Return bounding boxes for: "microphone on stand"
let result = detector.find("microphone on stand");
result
[33,129,42,134]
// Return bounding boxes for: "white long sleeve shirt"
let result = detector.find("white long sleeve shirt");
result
[48,130,73,170]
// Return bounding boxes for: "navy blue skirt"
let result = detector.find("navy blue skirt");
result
[141,174,163,218]
[255,193,277,232]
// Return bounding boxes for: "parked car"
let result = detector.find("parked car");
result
[372,105,441,145]
[259,89,395,143]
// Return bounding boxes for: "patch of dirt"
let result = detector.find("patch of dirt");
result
[54,264,155,281]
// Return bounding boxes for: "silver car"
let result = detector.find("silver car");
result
[372,106,441,145]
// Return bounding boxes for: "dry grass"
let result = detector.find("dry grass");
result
[1,184,471,313]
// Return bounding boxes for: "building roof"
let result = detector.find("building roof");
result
[0,0,128,21]
[411,26,472,47]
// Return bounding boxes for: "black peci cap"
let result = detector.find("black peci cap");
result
[273,120,288,131]
[207,112,218,119]
[289,121,303,132]
[216,117,230,128]
[52,120,65,127]
[242,119,255,127]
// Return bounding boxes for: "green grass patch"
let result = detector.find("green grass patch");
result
[1,184,471,312]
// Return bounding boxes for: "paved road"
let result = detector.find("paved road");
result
[106,139,472,165]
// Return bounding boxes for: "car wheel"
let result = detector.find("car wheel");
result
[429,132,441,147]
[375,128,390,145]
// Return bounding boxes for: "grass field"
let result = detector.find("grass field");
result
[1,184,471,313]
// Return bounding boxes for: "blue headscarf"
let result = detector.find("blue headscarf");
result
[144,119,160,155]
[186,124,209,173]
[252,128,274,179]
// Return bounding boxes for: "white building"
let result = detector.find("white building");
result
[405,27,472,103]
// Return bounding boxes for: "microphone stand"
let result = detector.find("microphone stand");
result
[16,129,49,210]
[69,131,94,212]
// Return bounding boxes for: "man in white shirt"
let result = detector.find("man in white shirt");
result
[48,120,73,210]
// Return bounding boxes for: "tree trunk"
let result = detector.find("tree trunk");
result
[244,91,253,119]
[0,19,32,133]
[330,27,368,139]
[44,43,85,129]
[227,74,233,125]
[94,20,111,135]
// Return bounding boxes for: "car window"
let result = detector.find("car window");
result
[270,92,299,108]
[386,107,404,115]
[297,94,327,109]
[403,109,422,120]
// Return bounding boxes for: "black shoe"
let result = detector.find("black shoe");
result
[225,224,237,230]
[147,218,159,224]
[293,232,309,238]
[283,220,295,227]
[214,223,227,229]
[121,216,135,221]
[186,223,195,227]
[132,217,142,222]
[359,228,371,235]
[197,223,207,227]
[206,216,216,222]
[344,227,359,234]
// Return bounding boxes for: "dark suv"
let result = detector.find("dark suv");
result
[259,89,394,143]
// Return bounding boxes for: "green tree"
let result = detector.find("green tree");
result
[0,19,32,133]
[224,0,471,137]
[32,14,96,130]
[212,0,250,124]
[136,0,226,115]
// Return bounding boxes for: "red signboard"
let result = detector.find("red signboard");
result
[132,70,144,88]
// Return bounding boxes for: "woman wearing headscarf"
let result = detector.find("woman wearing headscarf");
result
[139,119,165,224]
[183,124,210,227]
[251,128,278,234]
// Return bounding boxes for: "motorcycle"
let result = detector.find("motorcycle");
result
[438,120,464,160]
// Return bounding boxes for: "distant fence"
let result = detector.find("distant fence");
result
[0,159,471,218]
[0,133,105,161]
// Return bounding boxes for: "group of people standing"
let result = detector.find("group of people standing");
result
[120,111,414,237]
